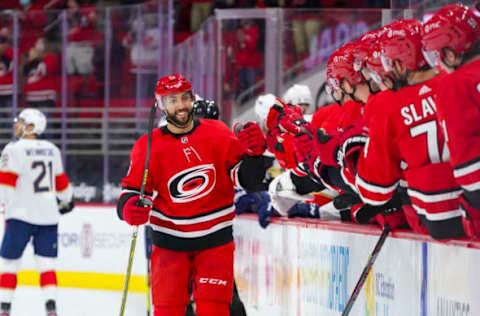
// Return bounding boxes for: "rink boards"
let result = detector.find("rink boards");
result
[234,214,480,316]
[0,204,148,293]
[1,205,479,316]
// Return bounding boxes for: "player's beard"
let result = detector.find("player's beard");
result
[166,107,194,129]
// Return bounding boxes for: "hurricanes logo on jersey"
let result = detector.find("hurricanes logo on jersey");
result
[168,164,216,203]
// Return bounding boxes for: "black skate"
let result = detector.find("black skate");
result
[0,302,10,316]
[46,299,57,316]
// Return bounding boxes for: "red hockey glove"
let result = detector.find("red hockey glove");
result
[235,121,266,156]
[265,126,281,153]
[278,105,309,135]
[351,190,406,229]
[459,193,480,239]
[313,129,341,167]
[350,203,379,224]
[121,194,153,226]
[266,128,297,169]
[293,133,317,171]
[337,124,369,172]
[266,103,285,131]
[373,208,406,230]
[293,133,313,164]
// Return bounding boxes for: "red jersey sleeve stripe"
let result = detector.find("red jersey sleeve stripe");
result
[453,156,480,178]
[356,175,397,205]
[292,165,308,177]
[453,157,480,190]
[0,171,18,188]
[55,173,70,192]
[454,171,480,191]
[411,204,463,221]
[340,168,357,193]
[230,161,242,189]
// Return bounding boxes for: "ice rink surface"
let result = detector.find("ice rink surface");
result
[9,286,146,316]
[10,286,258,316]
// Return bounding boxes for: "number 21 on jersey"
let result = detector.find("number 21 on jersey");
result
[32,160,53,193]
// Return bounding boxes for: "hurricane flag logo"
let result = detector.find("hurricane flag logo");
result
[168,164,216,203]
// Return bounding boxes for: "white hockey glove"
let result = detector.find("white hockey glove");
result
[268,170,314,216]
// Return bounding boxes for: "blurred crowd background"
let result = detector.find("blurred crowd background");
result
[0,0,434,202]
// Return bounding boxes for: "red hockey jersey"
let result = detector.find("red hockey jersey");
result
[121,119,244,251]
[311,103,340,129]
[435,59,480,192]
[23,53,58,102]
[0,48,13,96]
[356,77,465,239]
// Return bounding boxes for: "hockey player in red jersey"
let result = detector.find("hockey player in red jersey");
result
[422,4,480,238]
[0,109,74,316]
[117,74,268,316]
[23,37,58,110]
[312,31,385,133]
[354,19,468,239]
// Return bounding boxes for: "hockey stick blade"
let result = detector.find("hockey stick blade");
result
[341,224,391,316]
[119,103,157,316]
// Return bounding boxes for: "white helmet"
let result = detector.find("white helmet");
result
[254,93,276,125]
[17,108,47,136]
[283,84,312,107]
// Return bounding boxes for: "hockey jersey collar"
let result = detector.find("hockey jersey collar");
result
[161,119,200,139]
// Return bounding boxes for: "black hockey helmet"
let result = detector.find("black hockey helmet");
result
[192,99,219,120]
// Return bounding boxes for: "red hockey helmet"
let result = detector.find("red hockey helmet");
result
[380,19,426,73]
[364,42,388,85]
[353,27,387,72]
[422,4,480,67]
[155,74,193,98]
[326,42,363,89]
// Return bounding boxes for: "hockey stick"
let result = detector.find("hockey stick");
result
[119,103,157,316]
[145,226,153,316]
[341,224,391,316]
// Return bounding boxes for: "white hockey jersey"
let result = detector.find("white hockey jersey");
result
[0,138,72,225]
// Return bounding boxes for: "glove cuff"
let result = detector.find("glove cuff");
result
[117,193,136,220]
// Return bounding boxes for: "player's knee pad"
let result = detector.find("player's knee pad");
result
[0,258,20,291]
[34,255,57,287]
[34,255,56,273]
[195,300,229,316]
[153,304,186,316]
[0,258,20,274]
